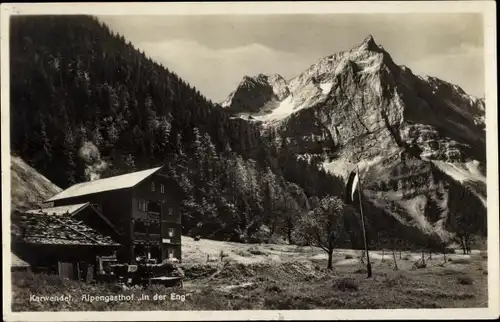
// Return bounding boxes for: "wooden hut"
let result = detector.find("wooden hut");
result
[11,208,121,280]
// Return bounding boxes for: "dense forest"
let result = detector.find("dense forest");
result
[10,15,346,242]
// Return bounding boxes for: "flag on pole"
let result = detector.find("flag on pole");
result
[345,169,359,204]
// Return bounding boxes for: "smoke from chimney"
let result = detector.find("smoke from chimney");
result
[78,141,108,181]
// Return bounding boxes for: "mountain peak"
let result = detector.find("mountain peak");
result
[358,34,382,52]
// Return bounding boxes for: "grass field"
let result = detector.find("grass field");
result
[11,236,488,311]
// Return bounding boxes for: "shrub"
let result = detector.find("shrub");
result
[265,284,282,293]
[445,247,456,254]
[233,250,251,257]
[403,255,411,260]
[413,261,427,269]
[334,278,359,291]
[457,275,473,285]
[345,254,353,259]
[247,247,266,256]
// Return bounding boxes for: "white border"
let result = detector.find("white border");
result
[1,1,498,321]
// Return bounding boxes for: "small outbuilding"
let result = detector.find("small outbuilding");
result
[11,207,121,280]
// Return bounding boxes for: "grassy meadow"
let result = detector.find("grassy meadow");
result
[11,237,488,311]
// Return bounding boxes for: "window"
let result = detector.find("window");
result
[137,200,148,212]
[133,220,147,233]
[147,213,160,222]
[151,181,155,192]
[160,184,165,194]
[168,228,174,238]
[168,248,174,259]
[168,207,174,216]
[148,224,160,235]
[147,201,161,213]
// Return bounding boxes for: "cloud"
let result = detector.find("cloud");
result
[135,37,484,102]
[135,39,314,102]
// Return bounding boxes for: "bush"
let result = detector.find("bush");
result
[413,261,427,269]
[403,255,411,260]
[457,275,473,285]
[334,278,359,291]
[345,254,353,259]
[265,284,282,293]
[233,250,251,257]
[247,247,266,256]
[445,247,456,254]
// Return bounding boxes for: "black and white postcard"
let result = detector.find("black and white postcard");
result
[1,1,498,321]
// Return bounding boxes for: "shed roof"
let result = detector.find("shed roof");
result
[11,211,121,247]
[11,252,30,268]
[46,166,163,202]
[26,203,89,216]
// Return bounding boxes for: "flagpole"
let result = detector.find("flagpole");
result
[356,164,372,278]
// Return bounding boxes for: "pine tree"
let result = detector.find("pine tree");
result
[62,124,77,185]
[39,117,52,166]
[123,153,136,171]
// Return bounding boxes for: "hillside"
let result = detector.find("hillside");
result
[9,15,344,243]
[10,155,62,211]
[222,35,487,244]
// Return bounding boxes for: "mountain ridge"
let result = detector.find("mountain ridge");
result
[221,35,487,243]
[222,36,484,128]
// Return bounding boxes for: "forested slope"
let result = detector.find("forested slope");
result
[10,15,344,242]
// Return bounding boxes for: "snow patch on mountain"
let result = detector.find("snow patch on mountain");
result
[431,160,486,206]
[321,155,386,179]
[431,160,486,184]
[398,196,434,233]
[319,82,333,94]
[251,81,333,123]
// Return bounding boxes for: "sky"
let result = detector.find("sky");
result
[100,13,485,102]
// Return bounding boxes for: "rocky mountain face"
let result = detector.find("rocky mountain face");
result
[221,73,290,114]
[222,35,487,244]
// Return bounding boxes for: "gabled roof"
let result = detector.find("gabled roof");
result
[46,166,163,202]
[27,202,121,238]
[26,203,89,216]
[11,211,121,246]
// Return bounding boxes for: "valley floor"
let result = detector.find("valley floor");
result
[11,236,488,311]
